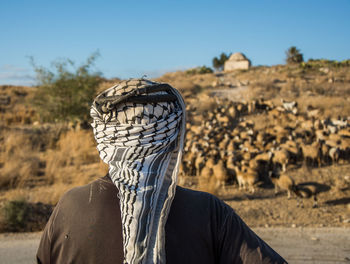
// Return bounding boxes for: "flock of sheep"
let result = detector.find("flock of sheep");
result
[180,97,350,205]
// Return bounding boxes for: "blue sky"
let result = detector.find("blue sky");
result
[0,0,349,85]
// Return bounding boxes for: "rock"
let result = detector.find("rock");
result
[319,67,329,74]
[0,95,11,105]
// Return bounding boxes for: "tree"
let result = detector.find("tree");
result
[212,52,230,71]
[285,46,304,64]
[30,52,103,123]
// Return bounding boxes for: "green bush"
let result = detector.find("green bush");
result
[300,58,350,70]
[1,199,29,231]
[286,46,304,64]
[31,52,103,123]
[212,52,230,71]
[185,66,213,75]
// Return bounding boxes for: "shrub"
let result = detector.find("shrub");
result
[300,58,350,69]
[285,46,304,64]
[1,199,29,231]
[185,66,213,75]
[212,52,230,71]
[30,52,103,123]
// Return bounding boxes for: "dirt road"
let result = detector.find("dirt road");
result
[254,227,350,264]
[0,228,349,264]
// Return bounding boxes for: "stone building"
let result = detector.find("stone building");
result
[224,52,251,71]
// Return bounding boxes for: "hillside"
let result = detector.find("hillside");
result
[0,63,349,232]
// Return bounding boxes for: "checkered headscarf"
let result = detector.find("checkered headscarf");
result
[90,79,186,264]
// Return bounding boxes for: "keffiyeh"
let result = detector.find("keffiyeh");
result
[90,79,186,264]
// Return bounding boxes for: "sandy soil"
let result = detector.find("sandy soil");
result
[218,164,350,228]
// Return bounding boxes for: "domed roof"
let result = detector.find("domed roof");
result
[228,52,248,61]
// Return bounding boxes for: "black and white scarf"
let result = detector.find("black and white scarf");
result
[90,79,186,263]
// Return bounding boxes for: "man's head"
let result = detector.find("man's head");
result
[90,78,186,263]
[92,79,181,125]
[90,78,186,161]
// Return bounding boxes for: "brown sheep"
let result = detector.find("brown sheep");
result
[235,166,259,193]
[194,151,206,177]
[329,147,340,164]
[301,141,322,167]
[279,141,301,164]
[293,184,318,208]
[270,174,295,199]
[212,160,229,189]
[272,148,290,171]
[338,128,350,138]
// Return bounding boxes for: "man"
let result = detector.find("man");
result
[37,79,286,264]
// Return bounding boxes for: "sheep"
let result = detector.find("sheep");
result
[315,129,329,142]
[307,107,320,119]
[338,128,350,138]
[329,147,340,164]
[226,139,235,153]
[301,141,322,167]
[235,166,259,193]
[279,141,302,164]
[251,151,273,181]
[194,151,206,177]
[328,133,342,144]
[281,99,298,114]
[190,124,203,135]
[293,184,318,208]
[212,160,229,189]
[330,118,348,128]
[200,164,213,180]
[219,133,230,150]
[270,174,295,199]
[271,148,290,171]
[255,98,274,111]
[227,104,237,118]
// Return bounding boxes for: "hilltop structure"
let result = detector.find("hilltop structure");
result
[224,52,251,71]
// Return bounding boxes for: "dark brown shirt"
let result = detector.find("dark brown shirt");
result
[37,176,286,264]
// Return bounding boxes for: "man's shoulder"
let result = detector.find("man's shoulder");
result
[175,186,228,205]
[58,175,116,205]
[175,186,220,202]
[172,186,232,219]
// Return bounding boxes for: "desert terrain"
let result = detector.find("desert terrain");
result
[0,62,349,263]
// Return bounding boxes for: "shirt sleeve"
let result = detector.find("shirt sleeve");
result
[217,202,287,264]
[36,215,53,263]
[36,199,62,264]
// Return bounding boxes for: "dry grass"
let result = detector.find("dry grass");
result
[296,96,350,118]
[0,131,42,189]
[45,129,100,184]
[0,126,107,205]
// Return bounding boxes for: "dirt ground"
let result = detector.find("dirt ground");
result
[181,164,350,228]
